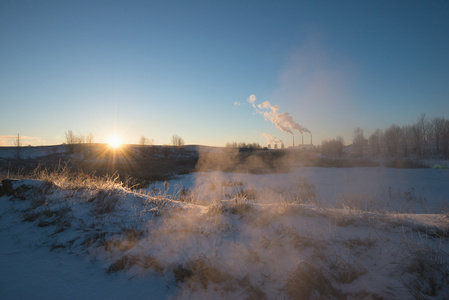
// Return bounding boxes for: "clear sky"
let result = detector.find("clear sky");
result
[1,0,448,147]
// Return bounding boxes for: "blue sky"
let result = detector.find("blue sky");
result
[1,0,448,147]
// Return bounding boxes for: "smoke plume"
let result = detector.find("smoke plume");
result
[263,133,283,145]
[247,94,257,106]
[248,94,310,135]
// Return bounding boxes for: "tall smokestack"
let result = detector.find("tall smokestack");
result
[310,133,313,145]
[293,135,295,147]
[302,134,304,145]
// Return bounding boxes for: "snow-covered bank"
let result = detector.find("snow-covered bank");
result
[0,234,172,300]
[1,168,449,299]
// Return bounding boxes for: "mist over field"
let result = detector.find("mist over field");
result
[1,96,449,300]
[1,141,449,299]
[2,0,449,299]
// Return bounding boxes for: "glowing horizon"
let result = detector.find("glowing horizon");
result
[107,136,122,149]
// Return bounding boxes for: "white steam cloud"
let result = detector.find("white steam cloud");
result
[248,94,310,135]
[263,133,282,145]
[247,94,257,106]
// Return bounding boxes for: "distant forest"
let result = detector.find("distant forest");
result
[323,114,449,159]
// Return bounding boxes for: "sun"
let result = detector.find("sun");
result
[108,135,122,149]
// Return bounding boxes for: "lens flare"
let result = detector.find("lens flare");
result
[108,135,122,149]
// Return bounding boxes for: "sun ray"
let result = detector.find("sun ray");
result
[108,135,122,149]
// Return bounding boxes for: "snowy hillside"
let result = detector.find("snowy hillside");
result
[1,167,449,299]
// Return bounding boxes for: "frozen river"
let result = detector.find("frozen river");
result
[146,167,449,214]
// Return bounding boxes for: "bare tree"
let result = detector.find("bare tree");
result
[384,125,403,157]
[321,137,344,157]
[415,114,429,158]
[171,134,185,147]
[408,124,422,158]
[65,130,92,153]
[65,130,76,153]
[139,135,154,147]
[66,130,93,144]
[78,134,86,144]
[86,133,94,144]
[444,119,449,158]
[138,135,154,158]
[65,130,75,144]
[402,114,430,159]
[139,135,148,146]
[352,127,367,156]
[431,117,445,155]
[368,129,383,157]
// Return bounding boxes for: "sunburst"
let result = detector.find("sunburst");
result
[108,135,122,149]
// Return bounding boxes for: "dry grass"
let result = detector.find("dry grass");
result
[284,261,339,300]
[329,254,367,284]
[23,205,72,228]
[107,254,139,273]
[336,193,381,212]
[172,257,231,289]
[399,231,449,298]
[206,199,254,216]
[92,190,121,215]
[273,176,318,205]
[106,254,164,274]
[27,164,125,191]
[238,274,267,300]
[234,188,258,200]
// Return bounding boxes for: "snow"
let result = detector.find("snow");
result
[1,167,449,299]
[0,145,68,159]
[149,167,449,213]
[0,238,172,300]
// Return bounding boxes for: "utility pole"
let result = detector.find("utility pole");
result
[16,133,20,160]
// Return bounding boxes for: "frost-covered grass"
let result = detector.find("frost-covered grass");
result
[1,167,449,299]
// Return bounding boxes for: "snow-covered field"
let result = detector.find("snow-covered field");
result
[150,167,449,214]
[0,145,68,159]
[1,167,448,299]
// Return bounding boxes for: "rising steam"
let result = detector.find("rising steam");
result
[263,132,282,145]
[247,94,310,136]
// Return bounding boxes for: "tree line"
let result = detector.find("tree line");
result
[139,134,184,147]
[64,131,185,148]
[225,142,262,150]
[65,130,94,144]
[350,114,449,159]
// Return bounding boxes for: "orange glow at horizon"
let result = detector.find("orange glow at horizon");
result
[108,135,122,149]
